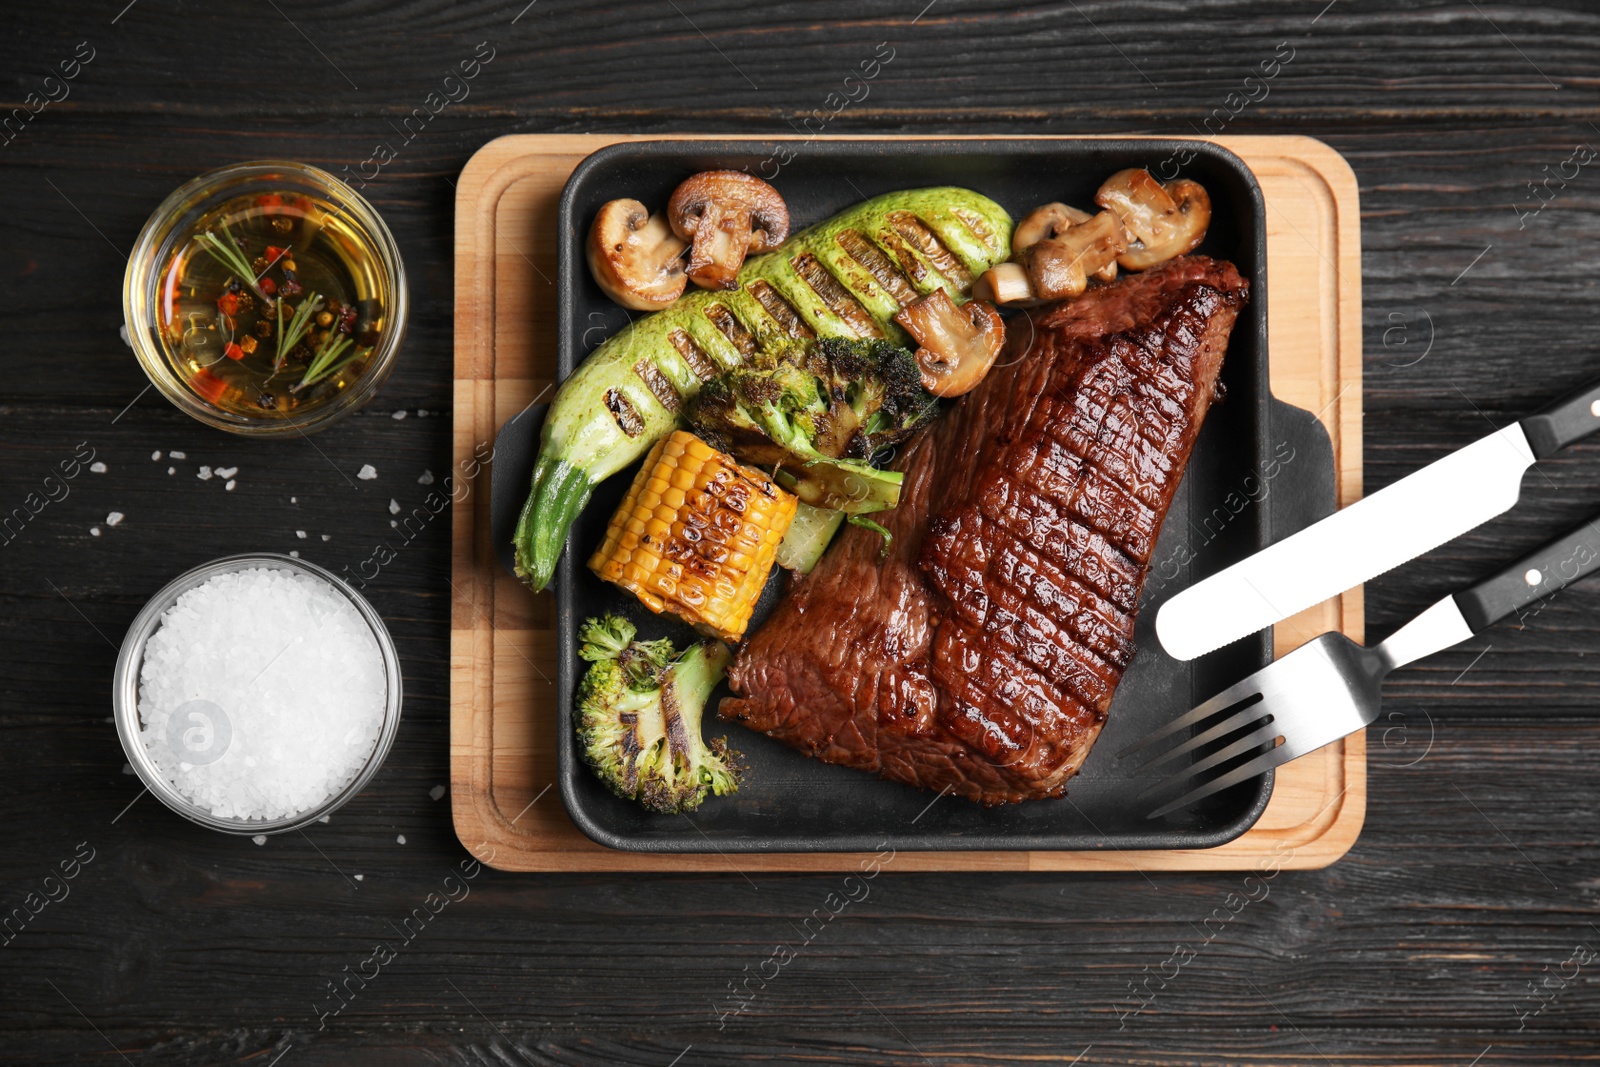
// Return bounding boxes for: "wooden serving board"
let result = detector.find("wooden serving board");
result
[450,134,1364,872]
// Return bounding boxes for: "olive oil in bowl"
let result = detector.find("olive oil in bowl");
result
[125,162,407,435]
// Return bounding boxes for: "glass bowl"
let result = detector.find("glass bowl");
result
[112,553,404,835]
[122,161,408,436]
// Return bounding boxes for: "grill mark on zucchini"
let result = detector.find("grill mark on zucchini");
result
[836,228,919,305]
[953,207,998,250]
[747,279,814,339]
[604,388,647,437]
[887,212,973,289]
[873,226,931,287]
[704,303,758,357]
[792,253,882,338]
[632,358,681,412]
[668,328,718,382]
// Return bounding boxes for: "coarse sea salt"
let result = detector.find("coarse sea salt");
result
[90,461,107,474]
[357,465,378,481]
[137,566,386,823]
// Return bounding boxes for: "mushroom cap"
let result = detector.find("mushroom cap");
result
[587,198,688,311]
[1020,211,1127,301]
[893,288,1006,398]
[1012,202,1094,256]
[1095,170,1211,272]
[668,170,791,251]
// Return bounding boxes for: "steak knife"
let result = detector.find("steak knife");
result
[1156,376,1600,662]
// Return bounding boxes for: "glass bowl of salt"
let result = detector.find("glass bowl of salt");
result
[113,553,403,834]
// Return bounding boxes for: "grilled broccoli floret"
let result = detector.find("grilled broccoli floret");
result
[687,338,939,514]
[574,613,743,814]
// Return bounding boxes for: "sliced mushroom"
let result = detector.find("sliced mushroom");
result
[1019,210,1127,302]
[1013,202,1120,285]
[668,171,790,291]
[586,199,688,310]
[1095,169,1211,271]
[892,288,1005,398]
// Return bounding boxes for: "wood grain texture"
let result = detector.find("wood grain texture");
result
[3,0,1600,1063]
[449,133,1366,873]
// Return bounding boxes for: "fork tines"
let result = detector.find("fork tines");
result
[1118,681,1287,820]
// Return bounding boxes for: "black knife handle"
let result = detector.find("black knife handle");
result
[1520,377,1600,458]
[1453,515,1600,632]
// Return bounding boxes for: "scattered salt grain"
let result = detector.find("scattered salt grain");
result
[389,520,397,528]
[216,467,238,479]
[396,834,406,845]
[151,451,162,461]
[90,461,107,474]
[388,499,400,515]
[429,785,446,801]
[391,410,407,420]
[418,470,434,486]
[198,466,213,481]
[90,527,101,537]
[357,465,378,480]
[136,566,386,822]
[122,763,133,775]
[225,480,236,491]
[289,550,300,558]
[291,497,298,504]
[354,874,364,882]
[106,512,124,527]
[295,530,307,539]
[170,450,187,460]
[417,409,430,418]
[318,814,331,824]
[167,467,175,476]
[321,534,331,542]
[252,835,267,846]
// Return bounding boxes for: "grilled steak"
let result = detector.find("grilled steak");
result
[721,256,1249,804]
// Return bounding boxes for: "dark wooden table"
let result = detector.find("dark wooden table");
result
[4,2,1598,1063]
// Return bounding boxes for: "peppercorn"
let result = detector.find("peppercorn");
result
[252,256,268,274]
[270,216,293,235]
[235,292,255,313]
[280,278,303,298]
[282,258,297,272]
[240,335,258,355]
[226,278,242,294]
[257,392,277,410]
[316,311,333,328]
[337,306,357,335]
[254,319,273,339]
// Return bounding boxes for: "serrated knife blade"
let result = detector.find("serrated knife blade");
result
[1156,423,1537,661]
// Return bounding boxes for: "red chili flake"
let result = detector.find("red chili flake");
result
[256,194,285,209]
[224,342,245,361]
[191,368,228,404]
[259,277,277,297]
[217,293,240,316]
[264,245,288,264]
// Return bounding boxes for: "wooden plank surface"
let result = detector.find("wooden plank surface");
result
[6,2,1600,1062]
[450,133,1366,872]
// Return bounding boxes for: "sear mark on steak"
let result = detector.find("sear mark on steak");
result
[720,256,1249,804]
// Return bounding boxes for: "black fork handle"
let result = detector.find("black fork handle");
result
[1453,512,1600,632]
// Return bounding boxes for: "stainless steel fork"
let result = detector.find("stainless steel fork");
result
[1121,511,1600,819]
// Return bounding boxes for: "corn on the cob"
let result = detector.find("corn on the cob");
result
[589,430,796,642]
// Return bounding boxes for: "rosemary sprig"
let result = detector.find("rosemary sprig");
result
[193,221,273,302]
[292,331,369,393]
[275,290,322,367]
